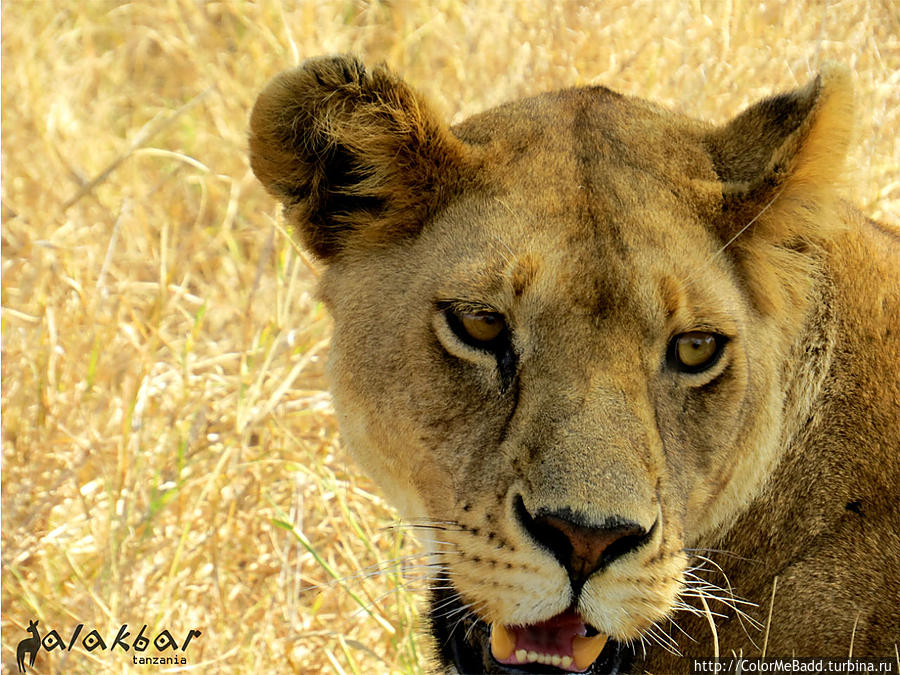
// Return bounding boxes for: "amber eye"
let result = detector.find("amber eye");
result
[440,305,508,351]
[439,305,517,387]
[459,312,505,344]
[669,331,727,373]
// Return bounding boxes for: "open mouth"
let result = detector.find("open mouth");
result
[428,584,633,674]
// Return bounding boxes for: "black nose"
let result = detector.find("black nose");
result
[515,496,654,594]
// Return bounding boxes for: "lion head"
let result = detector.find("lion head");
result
[249,57,899,672]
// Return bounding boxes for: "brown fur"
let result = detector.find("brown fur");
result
[250,56,900,670]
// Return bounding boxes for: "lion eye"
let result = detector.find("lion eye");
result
[458,312,505,344]
[669,331,726,373]
[438,305,517,388]
[440,305,508,351]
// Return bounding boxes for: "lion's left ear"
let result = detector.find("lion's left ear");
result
[705,64,854,241]
[703,65,854,314]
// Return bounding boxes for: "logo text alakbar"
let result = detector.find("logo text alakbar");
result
[16,619,201,673]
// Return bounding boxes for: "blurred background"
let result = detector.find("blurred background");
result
[1,1,897,672]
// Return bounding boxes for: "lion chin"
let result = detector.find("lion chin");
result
[250,55,900,673]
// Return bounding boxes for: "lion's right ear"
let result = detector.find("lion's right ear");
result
[250,56,473,261]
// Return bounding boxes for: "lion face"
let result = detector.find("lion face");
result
[321,154,771,672]
[250,57,855,672]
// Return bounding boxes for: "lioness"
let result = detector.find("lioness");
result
[249,56,899,673]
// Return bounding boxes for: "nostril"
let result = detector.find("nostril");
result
[513,495,654,594]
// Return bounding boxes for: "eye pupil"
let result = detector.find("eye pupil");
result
[460,312,504,343]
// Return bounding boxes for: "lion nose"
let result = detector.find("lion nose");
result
[515,497,653,593]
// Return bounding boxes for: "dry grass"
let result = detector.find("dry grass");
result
[1,1,897,673]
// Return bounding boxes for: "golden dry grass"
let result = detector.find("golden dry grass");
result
[1,1,897,673]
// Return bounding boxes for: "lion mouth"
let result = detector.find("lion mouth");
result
[429,585,632,674]
[490,611,609,671]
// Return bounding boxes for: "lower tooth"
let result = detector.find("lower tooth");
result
[515,649,527,663]
[561,655,573,669]
[572,634,608,670]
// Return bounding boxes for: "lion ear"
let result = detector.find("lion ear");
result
[705,64,854,244]
[701,65,855,316]
[250,55,472,261]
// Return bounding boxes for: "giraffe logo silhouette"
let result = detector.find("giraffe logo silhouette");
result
[16,619,40,673]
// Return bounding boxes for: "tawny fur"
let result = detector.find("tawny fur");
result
[250,56,900,669]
